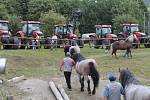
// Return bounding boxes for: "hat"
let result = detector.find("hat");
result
[66,52,70,57]
[108,73,117,81]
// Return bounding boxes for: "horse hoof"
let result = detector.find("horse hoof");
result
[81,88,84,92]
[92,91,95,95]
[88,91,91,94]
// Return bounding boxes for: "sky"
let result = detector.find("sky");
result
[144,0,150,6]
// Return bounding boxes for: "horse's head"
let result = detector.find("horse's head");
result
[119,69,140,88]
[119,69,132,88]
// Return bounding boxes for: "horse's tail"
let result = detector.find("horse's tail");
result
[89,62,99,87]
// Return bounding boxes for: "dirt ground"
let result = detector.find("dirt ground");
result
[14,74,109,100]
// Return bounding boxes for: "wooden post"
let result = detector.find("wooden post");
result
[49,81,64,100]
[57,84,70,100]
[8,75,25,83]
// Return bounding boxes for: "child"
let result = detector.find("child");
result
[32,39,36,50]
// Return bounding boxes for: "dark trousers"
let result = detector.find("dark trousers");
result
[64,71,71,89]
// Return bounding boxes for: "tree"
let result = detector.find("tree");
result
[27,0,56,20]
[0,4,9,19]
[7,14,22,34]
[40,10,66,36]
[15,0,30,20]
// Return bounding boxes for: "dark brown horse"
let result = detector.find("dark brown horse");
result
[110,34,139,58]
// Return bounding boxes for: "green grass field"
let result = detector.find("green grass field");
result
[0,48,150,83]
[0,47,150,99]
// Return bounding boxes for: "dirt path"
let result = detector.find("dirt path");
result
[51,75,109,100]
[16,79,56,100]
[15,75,109,100]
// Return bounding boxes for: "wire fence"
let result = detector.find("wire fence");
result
[0,36,150,49]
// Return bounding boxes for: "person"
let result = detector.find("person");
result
[69,40,80,54]
[51,34,58,50]
[103,73,124,100]
[64,41,71,56]
[60,52,75,90]
[32,39,36,50]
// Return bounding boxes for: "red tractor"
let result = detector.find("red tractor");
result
[17,21,44,49]
[117,24,146,40]
[90,25,117,48]
[117,24,147,48]
[0,20,19,49]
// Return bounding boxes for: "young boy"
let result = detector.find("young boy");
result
[60,52,75,90]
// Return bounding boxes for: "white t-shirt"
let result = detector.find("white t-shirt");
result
[51,35,58,43]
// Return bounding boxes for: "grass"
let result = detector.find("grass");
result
[0,47,150,99]
[0,48,150,81]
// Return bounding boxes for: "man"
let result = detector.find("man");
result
[51,34,58,50]
[103,73,124,100]
[60,52,75,90]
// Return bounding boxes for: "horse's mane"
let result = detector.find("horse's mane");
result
[119,69,141,88]
[72,53,85,62]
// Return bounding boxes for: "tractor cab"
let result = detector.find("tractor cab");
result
[95,25,117,42]
[0,20,11,38]
[21,21,44,38]
[95,25,112,38]
[54,24,73,39]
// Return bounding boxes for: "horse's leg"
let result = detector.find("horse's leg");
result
[123,50,127,57]
[111,49,114,57]
[129,49,132,58]
[85,76,91,94]
[114,49,117,58]
[92,84,96,95]
[79,75,84,92]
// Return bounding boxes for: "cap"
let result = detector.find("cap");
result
[66,52,70,57]
[108,73,117,81]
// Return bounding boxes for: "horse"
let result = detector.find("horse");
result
[70,48,100,95]
[110,34,139,58]
[119,69,150,100]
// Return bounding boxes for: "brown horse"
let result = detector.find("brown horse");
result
[110,34,138,58]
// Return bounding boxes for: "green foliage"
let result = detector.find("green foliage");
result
[15,0,30,20]
[7,14,22,34]
[40,10,66,36]
[0,4,9,19]
[28,0,56,20]
[0,0,148,34]
[113,14,139,28]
